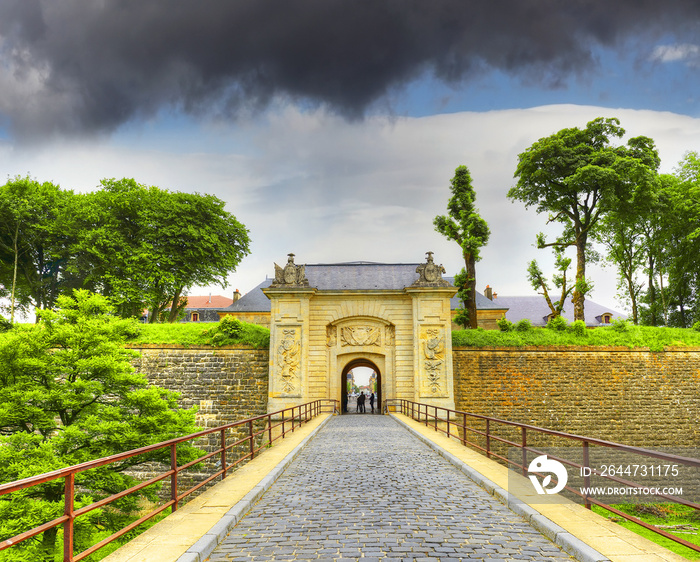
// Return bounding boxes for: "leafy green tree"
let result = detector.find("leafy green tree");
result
[658,152,700,326]
[0,177,75,320]
[434,165,490,329]
[71,179,251,321]
[526,248,574,320]
[0,291,199,561]
[509,117,660,321]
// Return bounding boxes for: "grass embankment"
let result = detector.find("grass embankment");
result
[132,317,270,348]
[592,504,700,560]
[452,321,700,351]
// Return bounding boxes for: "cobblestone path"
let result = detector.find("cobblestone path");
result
[207,415,573,561]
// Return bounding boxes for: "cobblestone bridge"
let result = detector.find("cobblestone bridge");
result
[109,413,685,562]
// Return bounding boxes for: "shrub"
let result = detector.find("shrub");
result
[514,319,532,332]
[217,316,243,337]
[0,317,12,333]
[568,320,587,337]
[611,319,629,332]
[693,321,700,332]
[497,317,514,332]
[546,316,568,331]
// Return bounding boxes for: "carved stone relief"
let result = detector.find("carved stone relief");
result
[340,326,381,347]
[412,251,450,287]
[271,253,309,287]
[276,327,301,396]
[420,326,448,397]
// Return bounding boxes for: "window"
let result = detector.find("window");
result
[601,313,612,324]
[191,312,200,322]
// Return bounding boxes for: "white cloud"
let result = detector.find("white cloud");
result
[2,104,699,314]
[649,43,700,67]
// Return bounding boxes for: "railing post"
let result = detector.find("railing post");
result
[447,410,451,439]
[583,440,591,509]
[462,412,467,446]
[170,443,178,512]
[485,419,491,458]
[434,406,438,431]
[248,420,255,459]
[521,427,527,476]
[221,429,227,479]
[63,473,75,562]
[268,414,272,446]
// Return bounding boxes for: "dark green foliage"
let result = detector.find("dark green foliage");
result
[0,317,11,332]
[0,291,199,561]
[434,166,490,329]
[497,317,514,332]
[514,319,533,332]
[546,316,568,331]
[509,117,660,322]
[567,320,587,337]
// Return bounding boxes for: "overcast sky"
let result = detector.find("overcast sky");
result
[2,1,700,312]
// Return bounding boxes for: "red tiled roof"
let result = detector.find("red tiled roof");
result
[186,295,234,309]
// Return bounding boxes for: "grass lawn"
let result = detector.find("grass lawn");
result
[592,503,700,560]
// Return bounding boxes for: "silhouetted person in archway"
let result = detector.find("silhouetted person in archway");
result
[357,391,365,413]
[369,392,375,413]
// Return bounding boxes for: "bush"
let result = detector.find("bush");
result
[693,321,700,332]
[568,320,587,337]
[546,316,568,331]
[611,319,629,332]
[514,319,532,332]
[497,317,514,332]
[217,316,243,337]
[0,317,12,333]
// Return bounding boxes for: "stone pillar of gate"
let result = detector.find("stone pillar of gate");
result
[262,254,316,414]
[405,252,458,411]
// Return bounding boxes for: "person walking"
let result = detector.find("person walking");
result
[369,392,375,413]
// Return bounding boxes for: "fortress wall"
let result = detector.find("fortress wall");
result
[453,346,700,448]
[130,346,269,439]
[129,345,700,450]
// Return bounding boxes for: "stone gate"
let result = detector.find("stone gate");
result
[263,253,458,413]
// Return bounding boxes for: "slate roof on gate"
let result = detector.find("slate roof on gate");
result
[222,262,455,313]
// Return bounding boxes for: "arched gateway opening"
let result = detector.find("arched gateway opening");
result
[341,359,381,414]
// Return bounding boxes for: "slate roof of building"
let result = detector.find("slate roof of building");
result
[494,295,626,327]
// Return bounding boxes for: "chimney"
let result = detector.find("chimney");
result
[233,289,241,302]
[484,285,493,301]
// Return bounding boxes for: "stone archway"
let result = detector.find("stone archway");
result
[341,357,381,414]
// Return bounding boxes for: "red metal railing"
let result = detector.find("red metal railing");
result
[385,399,700,553]
[0,399,337,561]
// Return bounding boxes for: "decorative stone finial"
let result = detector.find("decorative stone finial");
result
[271,253,309,287]
[413,251,450,287]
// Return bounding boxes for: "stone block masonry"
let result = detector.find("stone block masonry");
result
[453,346,700,449]
[127,345,700,453]
[129,345,270,451]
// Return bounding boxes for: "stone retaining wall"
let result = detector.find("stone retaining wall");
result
[130,345,269,448]
[453,346,700,448]
[129,345,700,450]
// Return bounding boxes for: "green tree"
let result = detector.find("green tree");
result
[71,179,251,321]
[434,165,490,329]
[0,177,75,320]
[526,248,574,319]
[508,117,660,321]
[0,291,199,561]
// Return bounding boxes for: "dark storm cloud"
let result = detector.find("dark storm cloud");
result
[1,0,699,138]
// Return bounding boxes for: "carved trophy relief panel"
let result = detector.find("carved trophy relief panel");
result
[274,326,302,397]
[419,325,448,398]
